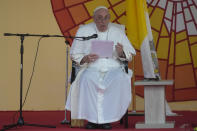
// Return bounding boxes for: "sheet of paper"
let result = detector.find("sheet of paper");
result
[91,40,114,58]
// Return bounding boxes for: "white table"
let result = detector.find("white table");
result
[135,80,175,129]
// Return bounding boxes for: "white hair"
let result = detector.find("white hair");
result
[93,6,108,15]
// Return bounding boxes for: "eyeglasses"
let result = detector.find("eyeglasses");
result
[95,15,110,22]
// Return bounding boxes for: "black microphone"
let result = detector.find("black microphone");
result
[83,34,98,40]
[4,33,61,37]
[91,34,98,38]
[4,33,29,36]
[4,33,13,36]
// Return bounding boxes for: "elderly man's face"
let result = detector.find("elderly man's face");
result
[93,8,110,32]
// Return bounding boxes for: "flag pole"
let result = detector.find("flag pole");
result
[130,55,144,116]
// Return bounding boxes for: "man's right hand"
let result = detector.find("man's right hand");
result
[80,54,99,65]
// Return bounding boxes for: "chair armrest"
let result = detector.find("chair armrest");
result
[122,61,128,74]
[70,61,81,83]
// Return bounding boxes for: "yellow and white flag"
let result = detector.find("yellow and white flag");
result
[126,0,160,79]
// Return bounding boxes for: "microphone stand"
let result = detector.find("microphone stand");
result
[60,40,70,125]
[3,33,96,40]
[2,34,56,131]
[2,33,97,131]
[60,34,97,125]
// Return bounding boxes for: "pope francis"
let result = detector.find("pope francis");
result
[66,6,136,129]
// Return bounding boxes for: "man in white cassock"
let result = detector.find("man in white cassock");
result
[66,6,136,129]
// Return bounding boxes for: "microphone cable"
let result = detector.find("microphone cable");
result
[22,36,44,108]
[11,36,44,124]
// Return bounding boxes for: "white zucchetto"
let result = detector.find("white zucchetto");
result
[93,6,108,15]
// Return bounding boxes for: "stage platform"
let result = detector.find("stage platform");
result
[0,111,197,131]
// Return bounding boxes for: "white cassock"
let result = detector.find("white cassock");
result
[66,22,136,124]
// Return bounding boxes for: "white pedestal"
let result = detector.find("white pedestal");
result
[135,80,175,129]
